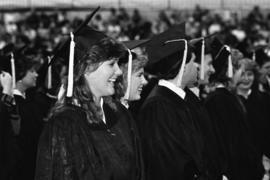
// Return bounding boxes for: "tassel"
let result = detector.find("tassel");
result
[225,46,233,78]
[66,32,75,97]
[10,53,16,89]
[200,38,205,80]
[47,56,52,89]
[124,49,133,100]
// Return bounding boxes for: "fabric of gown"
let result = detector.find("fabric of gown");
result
[204,87,263,180]
[137,85,206,180]
[35,101,144,180]
[238,89,270,158]
[13,94,44,180]
[184,88,222,180]
[0,94,21,180]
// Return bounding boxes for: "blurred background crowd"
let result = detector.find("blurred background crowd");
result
[1,1,270,180]
[1,1,270,61]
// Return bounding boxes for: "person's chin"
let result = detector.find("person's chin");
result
[105,87,115,96]
[239,83,251,89]
[199,79,208,85]
[134,94,141,101]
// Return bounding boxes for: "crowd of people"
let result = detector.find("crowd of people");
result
[0,4,270,180]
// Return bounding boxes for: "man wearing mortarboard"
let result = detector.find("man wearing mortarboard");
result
[137,23,207,180]
[184,35,224,180]
[204,37,263,180]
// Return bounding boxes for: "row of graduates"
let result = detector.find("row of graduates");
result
[0,7,270,180]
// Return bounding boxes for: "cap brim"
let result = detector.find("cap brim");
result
[122,39,149,50]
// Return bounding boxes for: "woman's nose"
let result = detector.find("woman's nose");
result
[142,75,148,86]
[114,64,122,76]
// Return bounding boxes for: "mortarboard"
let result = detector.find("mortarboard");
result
[50,6,103,66]
[209,37,232,82]
[122,39,149,50]
[145,23,188,79]
[188,33,217,80]
[47,7,106,98]
[0,55,11,73]
[253,45,270,67]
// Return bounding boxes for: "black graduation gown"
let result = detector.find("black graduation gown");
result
[0,94,21,180]
[14,94,44,180]
[33,89,57,122]
[184,88,222,180]
[35,102,143,180]
[137,85,205,180]
[204,87,263,180]
[238,89,270,158]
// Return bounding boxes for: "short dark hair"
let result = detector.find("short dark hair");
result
[15,55,40,81]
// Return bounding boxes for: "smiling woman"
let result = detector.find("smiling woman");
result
[117,52,148,103]
[35,9,144,180]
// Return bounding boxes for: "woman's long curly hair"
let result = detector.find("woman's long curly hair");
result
[50,37,126,124]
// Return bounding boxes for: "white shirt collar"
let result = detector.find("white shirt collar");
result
[267,76,270,86]
[13,89,26,99]
[120,98,129,109]
[189,87,200,98]
[239,89,252,99]
[216,84,226,88]
[100,98,106,124]
[158,79,186,99]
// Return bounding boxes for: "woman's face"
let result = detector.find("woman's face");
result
[20,68,38,89]
[237,70,255,90]
[129,68,147,101]
[85,58,122,99]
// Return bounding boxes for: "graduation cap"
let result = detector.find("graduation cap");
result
[0,43,27,57]
[189,33,217,80]
[47,7,109,98]
[50,6,102,66]
[253,45,270,67]
[122,39,149,50]
[0,43,14,56]
[209,37,233,83]
[121,39,149,100]
[145,23,189,84]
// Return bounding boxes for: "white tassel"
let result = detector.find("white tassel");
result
[47,56,52,89]
[200,38,205,80]
[124,49,132,100]
[67,32,75,97]
[177,40,187,87]
[225,46,233,78]
[10,53,16,89]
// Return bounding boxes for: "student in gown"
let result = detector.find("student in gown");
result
[12,54,42,180]
[233,57,270,175]
[137,23,206,180]
[35,8,144,180]
[204,37,263,180]
[0,69,21,180]
[184,37,224,180]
